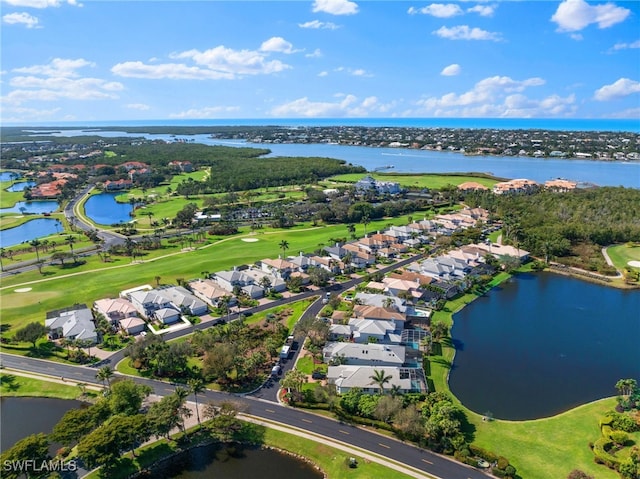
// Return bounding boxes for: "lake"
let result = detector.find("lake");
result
[449,272,640,420]
[47,130,640,188]
[0,218,62,247]
[147,443,323,479]
[84,192,134,225]
[5,181,36,192]
[0,200,59,215]
[0,172,21,182]
[0,397,86,453]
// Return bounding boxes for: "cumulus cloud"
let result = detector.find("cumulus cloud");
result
[466,4,496,17]
[433,25,501,41]
[298,20,339,29]
[593,78,640,101]
[169,106,241,119]
[125,103,150,111]
[408,3,462,17]
[3,12,39,27]
[113,42,292,80]
[271,94,392,117]
[612,40,640,50]
[2,0,81,7]
[334,66,373,77]
[312,0,358,16]
[260,37,297,54]
[2,57,122,107]
[412,75,567,117]
[318,71,328,77]
[551,0,630,32]
[441,64,461,76]
[306,49,323,58]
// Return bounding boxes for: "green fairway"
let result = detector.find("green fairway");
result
[606,243,640,271]
[327,172,500,189]
[0,214,418,330]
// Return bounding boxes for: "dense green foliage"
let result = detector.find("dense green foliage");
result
[466,187,640,260]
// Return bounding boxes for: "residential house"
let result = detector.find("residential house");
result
[161,286,208,316]
[189,279,238,307]
[327,365,427,395]
[329,318,401,344]
[154,307,181,324]
[128,289,176,319]
[93,297,139,327]
[45,304,97,343]
[119,316,146,335]
[323,342,406,367]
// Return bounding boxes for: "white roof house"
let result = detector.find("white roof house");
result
[160,286,208,316]
[323,342,406,366]
[327,365,426,395]
[45,305,97,343]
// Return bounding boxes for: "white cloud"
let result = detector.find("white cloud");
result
[298,20,339,29]
[2,58,121,106]
[312,0,358,16]
[604,107,640,119]
[467,4,496,17]
[594,78,640,101]
[334,66,372,77]
[260,37,296,54]
[433,25,501,41]
[111,61,234,80]
[408,3,463,18]
[414,75,561,117]
[306,49,323,58]
[2,0,80,7]
[3,12,39,27]
[13,58,94,77]
[126,103,150,111]
[440,63,461,76]
[318,71,328,77]
[570,33,583,41]
[171,45,291,76]
[169,106,241,119]
[271,94,392,117]
[613,40,640,50]
[551,0,630,32]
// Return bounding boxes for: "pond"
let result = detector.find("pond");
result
[0,397,86,453]
[0,218,62,247]
[0,171,21,182]
[0,200,59,215]
[83,192,134,225]
[5,181,36,192]
[449,272,640,420]
[146,443,323,479]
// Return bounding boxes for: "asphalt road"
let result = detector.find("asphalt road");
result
[0,353,490,479]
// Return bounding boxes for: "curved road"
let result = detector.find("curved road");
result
[0,353,489,479]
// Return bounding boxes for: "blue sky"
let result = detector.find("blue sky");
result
[1,0,639,123]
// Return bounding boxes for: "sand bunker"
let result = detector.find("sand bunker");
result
[241,238,259,243]
[628,261,640,268]
[14,287,32,293]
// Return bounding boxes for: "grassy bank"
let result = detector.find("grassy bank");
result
[607,243,640,271]
[0,372,86,399]
[327,172,500,189]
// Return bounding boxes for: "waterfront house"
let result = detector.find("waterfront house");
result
[323,342,406,367]
[327,365,426,395]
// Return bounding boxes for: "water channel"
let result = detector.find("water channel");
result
[46,129,640,188]
[449,272,640,420]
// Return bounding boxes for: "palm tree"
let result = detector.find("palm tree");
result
[173,386,190,431]
[96,365,114,390]
[29,239,42,262]
[65,235,77,255]
[154,275,161,287]
[347,223,356,239]
[188,378,205,425]
[147,211,154,226]
[362,214,370,237]
[369,369,392,394]
[279,239,289,258]
[0,247,5,272]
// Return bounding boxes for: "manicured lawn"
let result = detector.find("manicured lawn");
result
[327,173,499,189]
[0,214,420,331]
[607,243,640,271]
[0,181,27,208]
[0,373,84,399]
